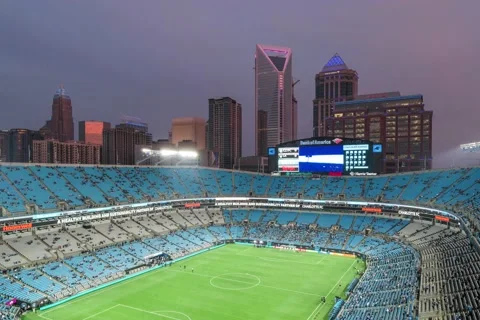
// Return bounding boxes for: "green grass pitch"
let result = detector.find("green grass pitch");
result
[23,244,364,320]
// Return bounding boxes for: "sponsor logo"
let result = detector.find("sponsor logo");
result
[185,203,201,209]
[2,223,32,232]
[398,210,420,216]
[299,139,331,146]
[333,138,343,144]
[349,172,377,176]
[362,207,382,213]
[373,144,382,153]
[435,215,450,222]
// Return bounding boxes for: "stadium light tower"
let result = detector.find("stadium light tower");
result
[137,148,198,166]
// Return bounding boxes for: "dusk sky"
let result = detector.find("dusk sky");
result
[1,0,479,168]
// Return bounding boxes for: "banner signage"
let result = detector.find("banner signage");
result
[185,203,201,209]
[435,215,450,223]
[2,223,32,232]
[0,196,458,225]
[57,206,172,224]
[215,201,323,210]
[398,210,421,217]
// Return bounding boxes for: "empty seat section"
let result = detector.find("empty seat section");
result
[296,213,318,225]
[121,167,166,198]
[317,214,339,229]
[56,167,107,204]
[0,173,25,213]
[276,211,297,224]
[197,169,220,196]
[338,215,354,230]
[382,175,412,200]
[0,166,56,209]
[251,175,270,196]
[233,173,253,195]
[30,166,84,207]
[101,167,144,200]
[364,176,388,199]
[343,177,365,199]
[215,171,233,195]
[82,167,128,202]
[268,177,289,196]
[323,177,346,199]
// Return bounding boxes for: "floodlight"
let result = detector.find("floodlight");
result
[160,149,178,156]
[460,141,480,152]
[178,150,198,158]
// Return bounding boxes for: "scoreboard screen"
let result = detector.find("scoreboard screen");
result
[275,138,382,175]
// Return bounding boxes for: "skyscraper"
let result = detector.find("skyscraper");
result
[326,93,433,173]
[207,97,242,169]
[102,126,151,165]
[79,121,111,146]
[171,117,206,150]
[7,129,42,163]
[46,86,74,142]
[116,116,152,145]
[255,44,295,156]
[313,54,358,136]
[32,140,101,164]
[0,130,8,162]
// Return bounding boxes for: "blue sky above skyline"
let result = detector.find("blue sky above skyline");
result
[0,0,479,168]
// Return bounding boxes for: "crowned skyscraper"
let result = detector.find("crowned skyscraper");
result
[255,44,295,156]
[44,86,74,142]
[313,54,358,136]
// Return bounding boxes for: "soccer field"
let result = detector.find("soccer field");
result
[23,245,364,320]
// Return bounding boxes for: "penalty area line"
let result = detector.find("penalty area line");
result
[118,304,191,320]
[306,260,356,320]
[82,304,121,320]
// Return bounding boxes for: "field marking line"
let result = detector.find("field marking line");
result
[37,313,53,320]
[82,304,121,320]
[42,266,169,315]
[167,269,323,297]
[315,255,328,264]
[150,310,193,320]
[306,260,357,320]
[210,273,261,290]
[118,304,191,320]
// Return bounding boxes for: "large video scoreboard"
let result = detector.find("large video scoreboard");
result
[270,137,383,175]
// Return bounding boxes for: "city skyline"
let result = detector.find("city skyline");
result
[1,1,479,168]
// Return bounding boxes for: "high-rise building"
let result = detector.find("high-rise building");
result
[207,97,242,169]
[79,121,111,146]
[0,130,8,162]
[45,86,74,142]
[170,117,206,150]
[313,54,358,136]
[103,126,151,165]
[255,44,295,156]
[32,140,100,164]
[326,93,433,173]
[116,116,152,145]
[7,129,42,163]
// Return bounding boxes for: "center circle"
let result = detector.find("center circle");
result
[209,273,261,290]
